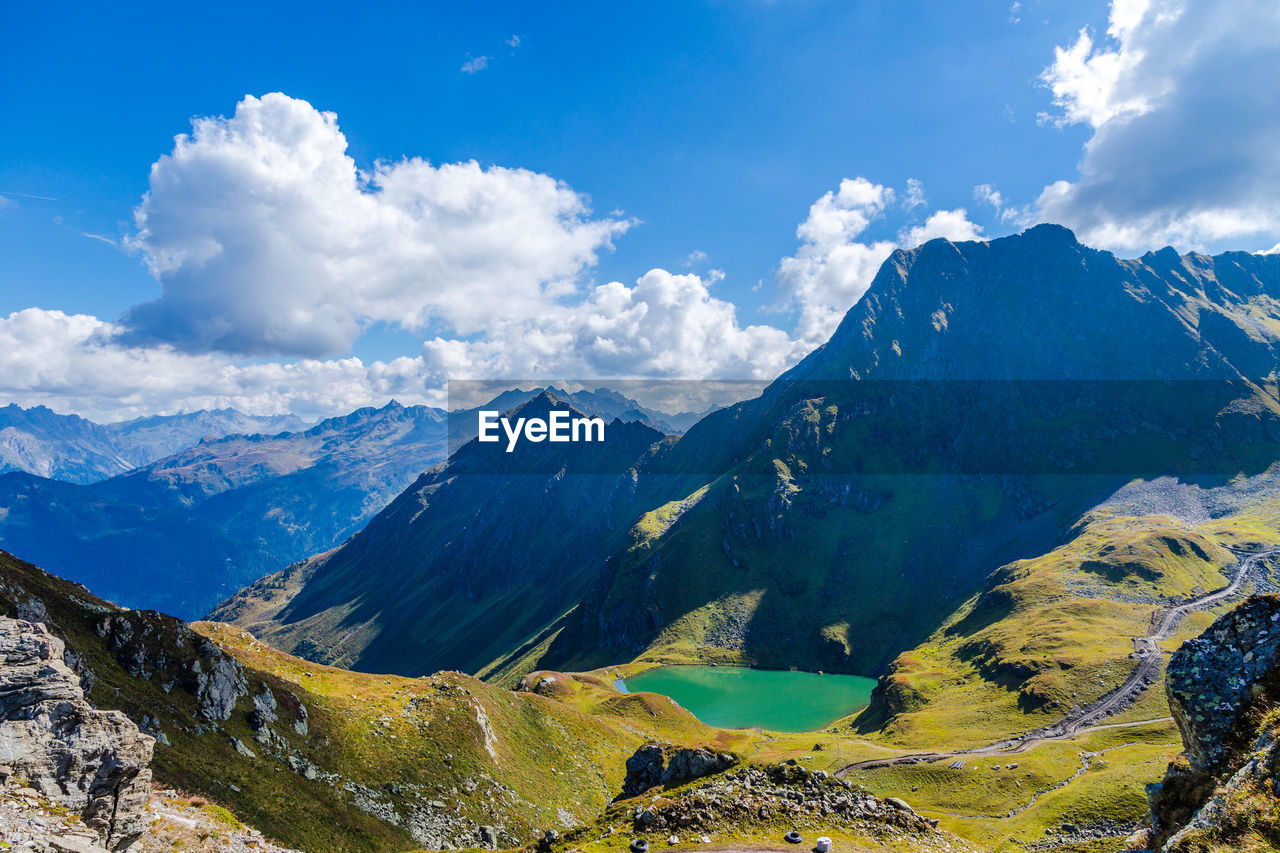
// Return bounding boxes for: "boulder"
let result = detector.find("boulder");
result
[0,618,154,850]
[620,742,737,798]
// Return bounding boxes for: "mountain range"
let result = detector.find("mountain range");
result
[215,225,1280,685]
[0,404,305,484]
[0,402,448,617]
[9,224,1280,852]
[0,389,702,619]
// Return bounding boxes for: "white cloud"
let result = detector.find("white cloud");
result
[903,178,926,211]
[0,267,812,421]
[421,268,808,383]
[507,35,521,48]
[1029,0,1280,252]
[123,93,629,357]
[3,96,1003,421]
[0,309,442,422]
[461,55,490,74]
[898,208,984,247]
[778,178,982,345]
[973,183,1004,213]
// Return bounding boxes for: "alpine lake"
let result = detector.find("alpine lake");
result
[619,665,876,732]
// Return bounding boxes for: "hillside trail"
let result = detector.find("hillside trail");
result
[835,545,1279,776]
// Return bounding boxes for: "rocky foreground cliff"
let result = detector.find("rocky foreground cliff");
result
[0,617,153,850]
[1128,594,1280,851]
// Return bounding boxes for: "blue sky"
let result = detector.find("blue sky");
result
[1,0,1277,419]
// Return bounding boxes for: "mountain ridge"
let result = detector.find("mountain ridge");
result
[219,225,1280,686]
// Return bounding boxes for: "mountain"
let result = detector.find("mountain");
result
[214,391,678,679]
[446,385,719,446]
[220,225,1280,686]
[543,225,1280,674]
[3,549,979,853]
[0,401,449,618]
[0,403,306,484]
[107,407,306,461]
[96,400,447,560]
[0,403,146,483]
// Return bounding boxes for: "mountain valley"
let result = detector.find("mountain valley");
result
[8,228,1280,852]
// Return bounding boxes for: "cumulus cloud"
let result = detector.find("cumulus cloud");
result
[0,267,810,420]
[778,178,982,344]
[973,183,1004,214]
[123,93,629,357]
[461,55,490,74]
[421,268,808,383]
[776,178,897,343]
[0,309,442,422]
[1028,0,1280,252]
[4,94,1006,421]
[898,208,983,248]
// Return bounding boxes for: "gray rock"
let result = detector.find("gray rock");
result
[885,797,915,814]
[0,618,154,850]
[250,686,278,729]
[194,639,248,721]
[479,825,498,849]
[230,737,257,758]
[291,695,309,736]
[1167,595,1280,771]
[620,742,738,798]
[49,836,111,853]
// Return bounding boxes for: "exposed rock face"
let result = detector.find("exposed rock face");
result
[0,618,154,850]
[1136,594,1280,851]
[1166,594,1280,772]
[94,612,248,721]
[620,742,737,798]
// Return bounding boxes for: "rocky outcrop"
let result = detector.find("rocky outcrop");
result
[620,742,738,798]
[1134,594,1280,851]
[624,764,948,843]
[1165,594,1280,772]
[94,612,248,721]
[0,618,154,850]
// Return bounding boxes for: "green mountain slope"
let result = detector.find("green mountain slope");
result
[223,226,1280,688]
[545,226,1280,676]
[212,391,691,677]
[0,548,702,852]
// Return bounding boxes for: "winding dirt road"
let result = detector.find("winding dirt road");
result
[836,546,1278,775]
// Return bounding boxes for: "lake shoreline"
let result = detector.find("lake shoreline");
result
[619,664,876,733]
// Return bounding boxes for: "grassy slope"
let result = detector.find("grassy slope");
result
[801,497,1280,851]
[0,549,704,853]
[857,514,1237,748]
[518,491,1280,852]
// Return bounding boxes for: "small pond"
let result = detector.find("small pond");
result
[619,665,876,732]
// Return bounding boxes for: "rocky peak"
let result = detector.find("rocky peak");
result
[0,617,154,850]
[780,224,1280,384]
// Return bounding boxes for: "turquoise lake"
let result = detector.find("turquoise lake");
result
[619,665,876,732]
